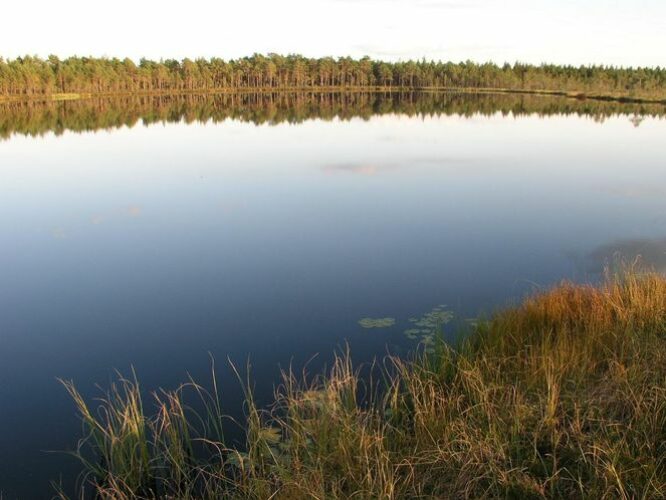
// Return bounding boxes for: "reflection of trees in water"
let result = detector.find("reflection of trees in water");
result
[1,91,665,140]
[583,238,666,274]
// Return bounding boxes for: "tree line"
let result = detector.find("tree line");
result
[1,91,663,140]
[1,54,666,100]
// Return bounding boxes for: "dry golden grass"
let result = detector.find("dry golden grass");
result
[61,267,666,499]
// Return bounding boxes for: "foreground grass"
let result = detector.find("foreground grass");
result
[60,268,666,499]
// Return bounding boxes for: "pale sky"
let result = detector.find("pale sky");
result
[3,0,665,67]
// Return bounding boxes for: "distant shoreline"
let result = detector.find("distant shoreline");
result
[4,55,665,107]
[1,87,665,106]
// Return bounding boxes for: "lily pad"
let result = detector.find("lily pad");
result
[404,305,454,343]
[358,317,396,329]
[258,427,282,444]
[227,451,249,467]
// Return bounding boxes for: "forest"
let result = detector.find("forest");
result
[1,54,666,101]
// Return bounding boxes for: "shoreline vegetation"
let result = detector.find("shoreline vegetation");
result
[2,91,665,141]
[60,266,666,499]
[1,86,666,105]
[2,54,666,105]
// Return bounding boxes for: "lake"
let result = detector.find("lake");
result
[1,92,665,497]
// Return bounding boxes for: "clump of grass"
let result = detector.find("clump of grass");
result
[61,266,666,498]
[59,364,238,499]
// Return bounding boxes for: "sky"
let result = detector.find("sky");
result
[2,0,665,67]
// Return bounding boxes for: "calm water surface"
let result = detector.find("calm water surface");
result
[1,94,665,497]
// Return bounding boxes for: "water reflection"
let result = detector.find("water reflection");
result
[1,92,666,497]
[586,238,666,273]
[1,91,665,140]
[322,156,474,176]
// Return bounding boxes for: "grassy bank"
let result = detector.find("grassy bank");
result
[60,268,666,499]
[2,86,666,106]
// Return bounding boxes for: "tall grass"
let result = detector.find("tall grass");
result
[61,267,666,498]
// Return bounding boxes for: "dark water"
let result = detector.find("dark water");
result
[1,92,665,498]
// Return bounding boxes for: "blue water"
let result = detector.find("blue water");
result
[1,97,665,497]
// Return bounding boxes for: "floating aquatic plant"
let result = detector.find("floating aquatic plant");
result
[258,426,282,444]
[404,328,420,340]
[358,317,396,329]
[404,305,454,353]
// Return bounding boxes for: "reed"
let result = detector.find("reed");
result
[61,266,666,498]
